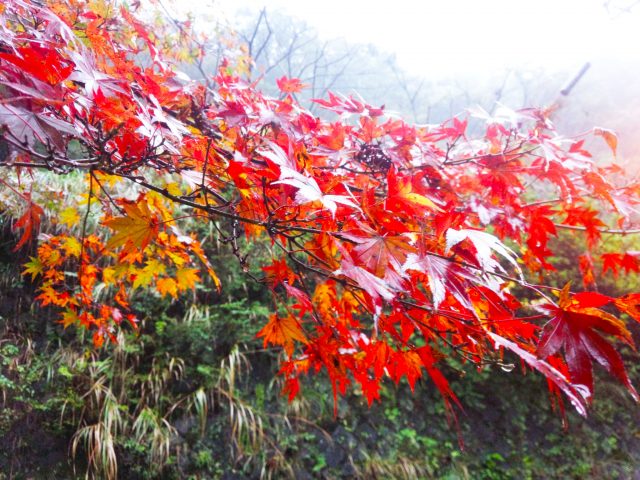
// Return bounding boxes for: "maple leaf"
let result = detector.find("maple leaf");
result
[0,44,74,85]
[61,237,82,257]
[282,376,300,402]
[312,91,366,115]
[276,76,307,94]
[104,200,159,253]
[132,259,166,289]
[386,167,443,214]
[156,277,178,298]
[93,332,105,348]
[334,248,395,308]
[37,284,77,308]
[13,201,44,251]
[317,122,348,150]
[313,283,337,318]
[263,258,297,287]
[489,332,589,417]
[275,170,359,215]
[416,345,462,413]
[283,283,314,316]
[312,91,383,116]
[0,105,77,149]
[578,253,596,289]
[601,252,640,277]
[446,228,520,276]
[388,349,423,391]
[404,253,475,310]
[614,293,640,323]
[562,207,605,248]
[59,207,81,228]
[536,284,638,402]
[342,226,415,277]
[524,205,558,268]
[354,371,382,406]
[256,314,308,357]
[594,127,617,157]
[22,256,44,280]
[189,240,221,291]
[67,49,127,97]
[176,267,200,291]
[60,309,79,329]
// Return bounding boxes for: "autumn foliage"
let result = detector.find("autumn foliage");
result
[2,0,640,420]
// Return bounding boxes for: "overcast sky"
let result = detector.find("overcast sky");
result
[174,0,640,160]
[204,0,640,79]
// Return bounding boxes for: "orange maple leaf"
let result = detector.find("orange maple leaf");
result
[256,314,308,357]
[13,201,44,251]
[276,76,307,94]
[176,267,200,291]
[156,277,178,298]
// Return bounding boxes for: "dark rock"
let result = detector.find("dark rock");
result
[325,443,345,469]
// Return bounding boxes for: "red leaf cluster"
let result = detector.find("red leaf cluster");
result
[1,0,640,420]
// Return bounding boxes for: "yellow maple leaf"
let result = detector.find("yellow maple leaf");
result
[145,191,174,223]
[397,176,443,211]
[23,256,44,280]
[59,207,80,228]
[133,259,166,289]
[313,283,336,318]
[93,171,122,188]
[61,237,82,257]
[165,181,182,197]
[166,249,189,267]
[102,266,116,285]
[60,309,79,328]
[104,200,159,253]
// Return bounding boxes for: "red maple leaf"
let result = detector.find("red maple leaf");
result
[276,76,307,94]
[537,284,638,402]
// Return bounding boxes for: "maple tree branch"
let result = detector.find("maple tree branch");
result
[91,171,125,215]
[287,236,334,270]
[404,308,491,363]
[422,251,555,304]
[0,176,27,199]
[441,144,535,167]
[116,172,265,226]
[272,236,344,286]
[78,172,94,288]
[113,171,342,239]
[0,131,99,169]
[201,138,213,209]
[553,223,640,235]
